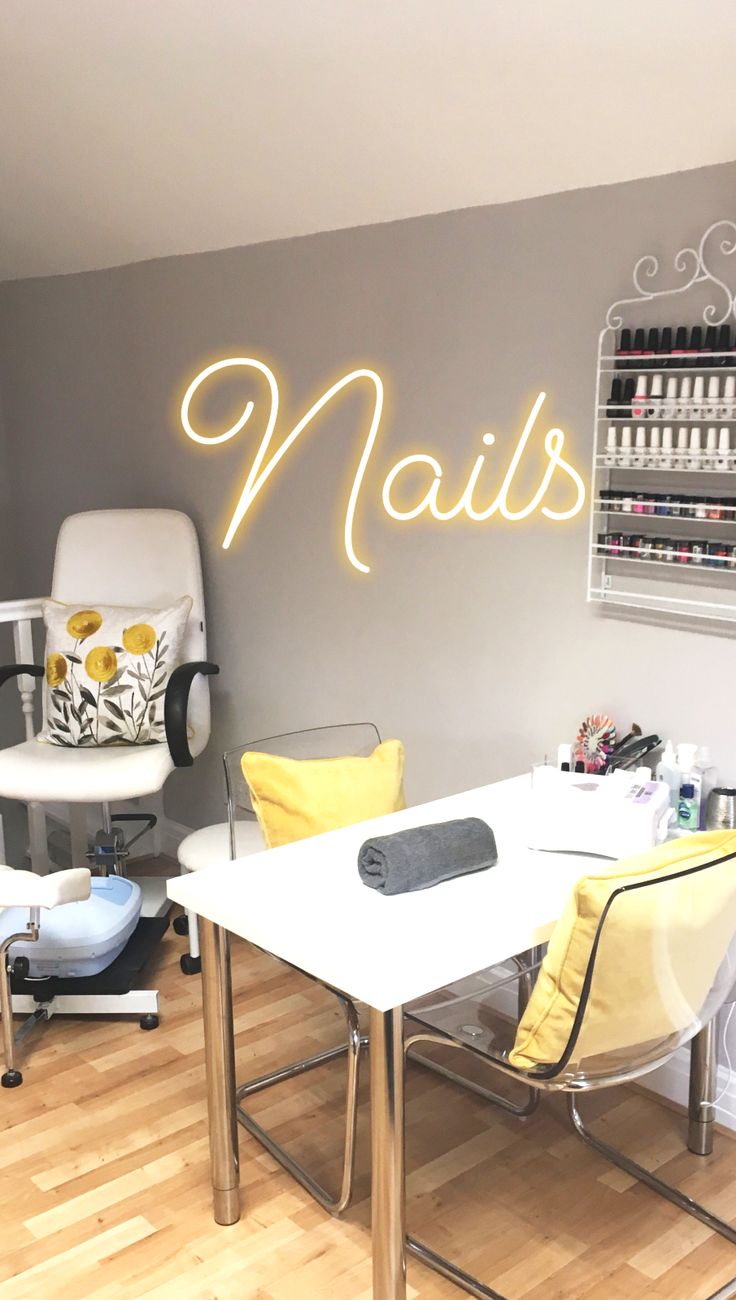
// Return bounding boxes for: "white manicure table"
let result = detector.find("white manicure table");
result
[167,773,717,1300]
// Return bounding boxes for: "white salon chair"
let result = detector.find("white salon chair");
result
[0,864,91,1086]
[0,508,218,1040]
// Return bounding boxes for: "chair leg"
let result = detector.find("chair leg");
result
[236,992,365,1214]
[1,930,32,1088]
[568,1093,736,1249]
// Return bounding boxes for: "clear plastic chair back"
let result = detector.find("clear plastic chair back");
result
[223,723,381,857]
[549,850,736,1084]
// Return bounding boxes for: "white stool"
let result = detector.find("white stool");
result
[174,820,265,974]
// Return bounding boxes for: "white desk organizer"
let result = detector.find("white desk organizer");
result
[589,219,736,625]
[528,767,673,859]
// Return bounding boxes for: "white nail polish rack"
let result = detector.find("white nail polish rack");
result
[588,219,736,625]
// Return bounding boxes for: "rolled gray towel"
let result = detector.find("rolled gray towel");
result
[358,817,497,896]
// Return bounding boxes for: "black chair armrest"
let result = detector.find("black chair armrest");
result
[164,661,219,768]
[0,664,44,689]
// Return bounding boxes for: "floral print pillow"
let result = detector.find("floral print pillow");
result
[40,596,193,747]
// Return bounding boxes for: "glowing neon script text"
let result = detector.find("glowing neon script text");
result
[180,358,585,574]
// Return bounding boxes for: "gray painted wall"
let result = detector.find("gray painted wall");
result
[1,161,735,831]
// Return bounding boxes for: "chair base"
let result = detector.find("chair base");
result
[236,997,366,1215]
[405,1090,736,1300]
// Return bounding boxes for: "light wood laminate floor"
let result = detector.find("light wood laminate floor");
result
[2,914,736,1299]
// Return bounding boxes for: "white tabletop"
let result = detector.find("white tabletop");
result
[168,774,599,1012]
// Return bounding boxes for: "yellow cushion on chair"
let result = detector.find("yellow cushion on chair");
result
[240,740,406,849]
[509,830,736,1071]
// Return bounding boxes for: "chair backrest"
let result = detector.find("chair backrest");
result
[223,723,381,856]
[50,509,210,748]
[511,832,736,1086]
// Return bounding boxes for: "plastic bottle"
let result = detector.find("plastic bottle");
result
[678,783,698,830]
[676,743,703,826]
[694,746,719,829]
[656,740,680,810]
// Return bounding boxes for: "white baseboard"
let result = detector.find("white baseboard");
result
[159,817,193,860]
[639,1046,736,1132]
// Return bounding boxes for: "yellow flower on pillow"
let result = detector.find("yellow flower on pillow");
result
[46,653,67,687]
[85,646,118,683]
[67,610,102,641]
[122,623,156,655]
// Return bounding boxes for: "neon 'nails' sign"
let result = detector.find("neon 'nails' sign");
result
[180,357,585,574]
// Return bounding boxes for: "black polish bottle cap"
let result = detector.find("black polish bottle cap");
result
[623,376,636,403]
[688,325,703,363]
[632,327,645,355]
[674,325,688,354]
[646,327,659,356]
[658,326,673,366]
[617,328,632,366]
[717,323,731,364]
[574,760,585,773]
[607,376,622,414]
[705,325,718,353]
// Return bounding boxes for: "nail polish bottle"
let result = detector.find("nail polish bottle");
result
[632,375,648,419]
[673,325,688,362]
[632,426,647,468]
[647,425,661,468]
[632,328,646,364]
[716,426,731,472]
[658,327,673,367]
[705,375,720,421]
[619,425,632,468]
[719,375,736,421]
[646,373,663,418]
[607,376,622,418]
[623,377,636,411]
[660,425,674,469]
[717,323,731,366]
[616,328,633,369]
[691,375,705,419]
[676,376,692,421]
[688,325,703,365]
[675,426,689,469]
[661,376,678,420]
[603,425,617,467]
[688,426,703,470]
[705,426,718,471]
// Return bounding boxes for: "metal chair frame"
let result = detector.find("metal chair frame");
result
[403,850,736,1300]
[224,723,378,1214]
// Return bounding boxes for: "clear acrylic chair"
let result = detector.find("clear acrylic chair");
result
[404,837,736,1300]
[226,722,382,1215]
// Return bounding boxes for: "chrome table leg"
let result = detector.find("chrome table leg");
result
[370,1005,406,1300]
[199,918,240,1224]
[689,1019,717,1156]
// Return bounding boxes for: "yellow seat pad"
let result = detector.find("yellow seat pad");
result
[509,830,736,1071]
[241,739,406,849]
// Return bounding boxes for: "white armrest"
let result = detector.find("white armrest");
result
[0,867,91,909]
[0,597,46,626]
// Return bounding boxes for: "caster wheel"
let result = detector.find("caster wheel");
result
[173,914,189,936]
[139,1014,159,1031]
[1,1070,23,1088]
[180,953,201,976]
[12,956,30,980]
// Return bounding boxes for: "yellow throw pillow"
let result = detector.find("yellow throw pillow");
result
[240,739,406,849]
[509,830,736,1072]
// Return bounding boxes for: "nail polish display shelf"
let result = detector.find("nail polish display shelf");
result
[593,458,736,473]
[588,218,736,626]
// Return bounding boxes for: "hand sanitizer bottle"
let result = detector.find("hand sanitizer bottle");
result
[656,739,680,810]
